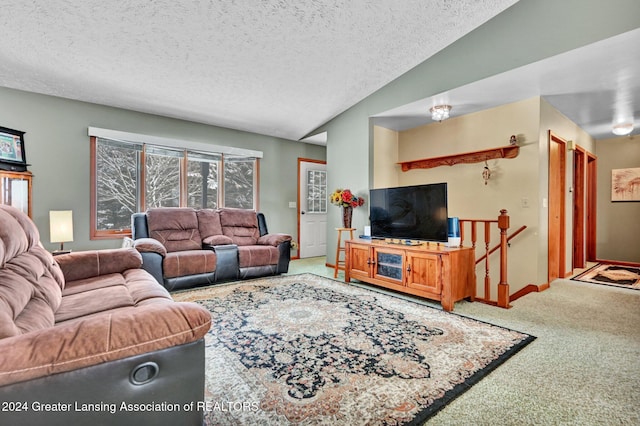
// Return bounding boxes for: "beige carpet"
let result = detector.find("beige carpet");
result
[425,280,640,425]
[285,257,640,425]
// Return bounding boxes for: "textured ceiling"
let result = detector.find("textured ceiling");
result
[0,0,518,141]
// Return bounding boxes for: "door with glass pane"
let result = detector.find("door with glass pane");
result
[299,160,327,258]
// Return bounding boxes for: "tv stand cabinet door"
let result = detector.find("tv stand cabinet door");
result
[371,247,406,285]
[406,252,441,298]
[346,242,371,282]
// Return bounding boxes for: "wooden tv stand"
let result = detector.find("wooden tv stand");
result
[345,238,475,311]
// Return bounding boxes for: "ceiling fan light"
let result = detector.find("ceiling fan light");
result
[612,122,634,136]
[430,105,451,122]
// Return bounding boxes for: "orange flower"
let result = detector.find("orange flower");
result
[330,188,365,209]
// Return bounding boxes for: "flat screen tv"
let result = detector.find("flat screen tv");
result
[369,183,448,242]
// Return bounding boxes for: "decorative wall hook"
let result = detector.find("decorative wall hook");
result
[482,161,491,185]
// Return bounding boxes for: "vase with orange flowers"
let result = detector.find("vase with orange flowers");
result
[330,188,365,228]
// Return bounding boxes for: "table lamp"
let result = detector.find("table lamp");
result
[50,210,73,255]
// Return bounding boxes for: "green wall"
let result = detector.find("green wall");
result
[0,87,325,252]
[596,136,640,263]
[321,0,640,270]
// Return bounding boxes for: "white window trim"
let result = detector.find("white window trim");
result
[88,127,263,159]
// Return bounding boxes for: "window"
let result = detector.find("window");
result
[186,151,220,209]
[94,139,141,232]
[224,156,257,209]
[144,146,182,208]
[306,169,327,213]
[91,137,258,238]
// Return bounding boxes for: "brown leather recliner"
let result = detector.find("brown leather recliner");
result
[131,207,292,290]
[0,205,211,425]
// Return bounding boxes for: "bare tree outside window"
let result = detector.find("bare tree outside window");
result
[145,149,181,208]
[187,158,219,209]
[93,138,258,236]
[96,140,139,230]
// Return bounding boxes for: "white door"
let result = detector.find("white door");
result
[299,160,327,258]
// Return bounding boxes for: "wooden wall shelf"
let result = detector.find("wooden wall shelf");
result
[399,145,519,171]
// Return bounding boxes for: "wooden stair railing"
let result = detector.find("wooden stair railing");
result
[459,210,526,309]
[475,225,527,264]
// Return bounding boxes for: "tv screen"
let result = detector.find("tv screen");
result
[369,183,448,242]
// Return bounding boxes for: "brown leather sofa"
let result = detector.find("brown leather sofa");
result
[0,205,211,426]
[131,207,292,290]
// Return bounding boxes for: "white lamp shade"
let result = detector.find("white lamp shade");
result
[50,210,74,243]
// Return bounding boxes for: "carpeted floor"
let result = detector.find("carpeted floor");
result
[283,256,640,425]
[173,273,534,425]
[571,263,640,290]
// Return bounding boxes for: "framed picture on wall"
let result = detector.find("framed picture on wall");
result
[611,167,640,202]
[0,126,28,171]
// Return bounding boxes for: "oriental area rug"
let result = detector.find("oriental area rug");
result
[572,263,640,290]
[172,273,534,425]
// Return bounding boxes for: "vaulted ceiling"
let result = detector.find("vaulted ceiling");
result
[0,1,638,143]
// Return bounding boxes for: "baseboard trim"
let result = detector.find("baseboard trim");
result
[594,258,640,267]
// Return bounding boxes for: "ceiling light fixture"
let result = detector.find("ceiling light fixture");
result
[612,122,634,136]
[430,105,452,122]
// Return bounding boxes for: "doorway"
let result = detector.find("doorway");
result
[548,131,567,283]
[298,158,327,258]
[573,146,586,269]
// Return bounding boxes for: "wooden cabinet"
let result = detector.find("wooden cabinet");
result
[0,170,32,218]
[345,238,475,311]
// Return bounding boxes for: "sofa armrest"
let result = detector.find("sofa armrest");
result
[257,233,292,247]
[55,248,143,283]
[202,235,234,246]
[0,301,211,387]
[134,237,167,257]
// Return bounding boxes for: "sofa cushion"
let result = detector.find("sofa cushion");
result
[197,209,222,237]
[147,208,202,252]
[237,245,280,268]
[197,209,235,245]
[163,250,217,279]
[0,205,65,339]
[56,269,174,322]
[56,275,136,322]
[219,208,260,245]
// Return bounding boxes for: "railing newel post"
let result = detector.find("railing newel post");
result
[497,209,510,308]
